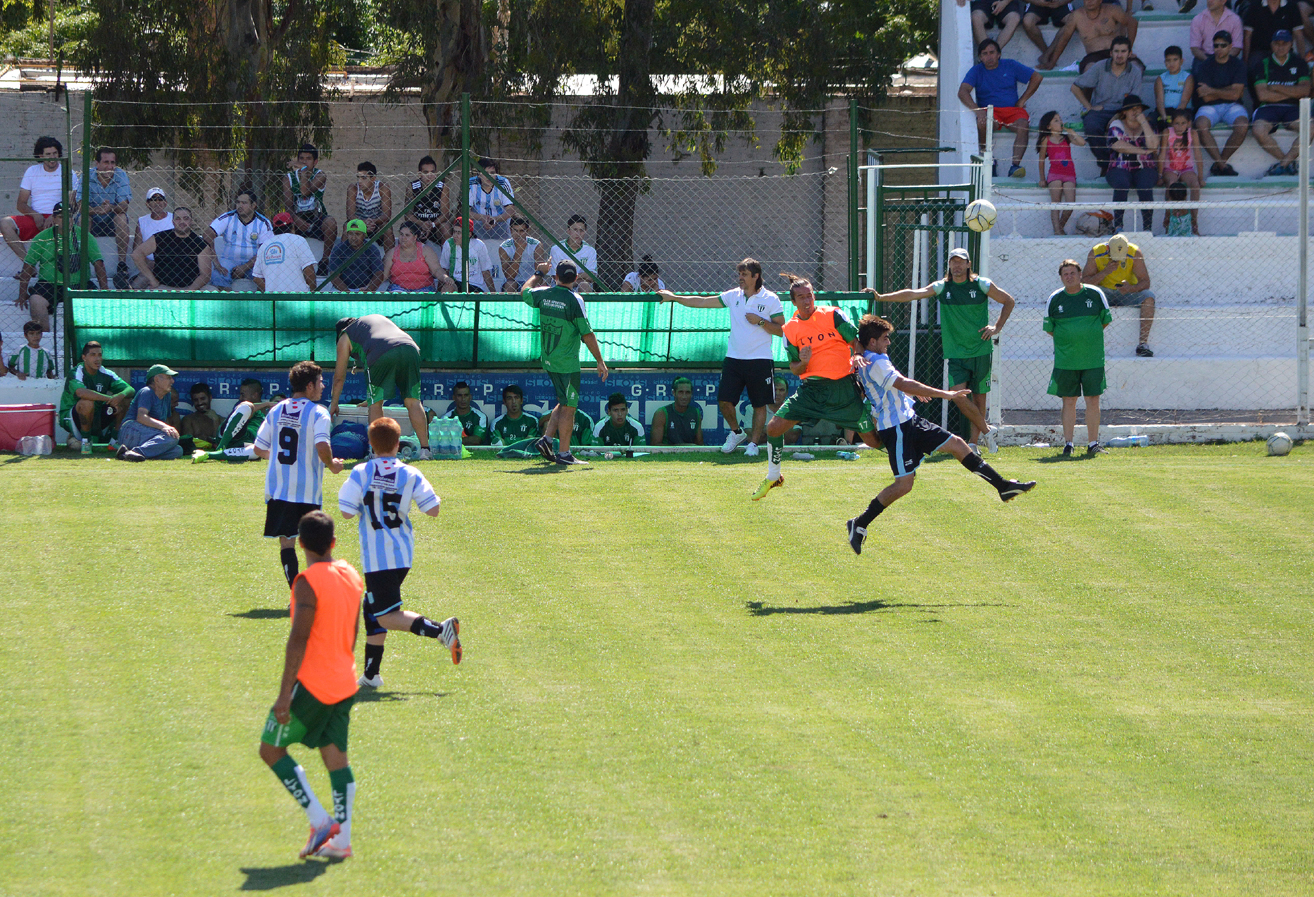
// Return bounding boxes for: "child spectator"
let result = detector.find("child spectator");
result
[6,321,56,379]
[1036,111,1087,235]
[1159,107,1205,234]
[1153,46,1195,131]
[1161,182,1195,235]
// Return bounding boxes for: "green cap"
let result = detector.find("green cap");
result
[344,218,367,233]
[146,363,178,382]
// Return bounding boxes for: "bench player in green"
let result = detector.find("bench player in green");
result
[491,384,539,446]
[523,259,608,465]
[444,380,490,445]
[650,377,704,445]
[593,392,645,446]
[192,378,277,462]
[58,340,134,450]
[1046,258,1113,456]
[865,247,1015,453]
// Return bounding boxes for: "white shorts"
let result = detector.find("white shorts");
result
[1194,103,1248,128]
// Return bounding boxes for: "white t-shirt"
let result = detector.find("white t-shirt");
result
[20,163,64,215]
[252,233,317,292]
[549,242,598,280]
[438,238,494,287]
[720,287,784,360]
[137,213,174,260]
[622,271,666,291]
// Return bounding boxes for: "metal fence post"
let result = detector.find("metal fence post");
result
[1298,97,1310,426]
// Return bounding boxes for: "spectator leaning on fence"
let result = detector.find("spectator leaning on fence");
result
[207,190,272,291]
[327,219,385,292]
[1250,30,1313,177]
[254,213,318,293]
[58,340,134,449]
[116,363,184,462]
[499,217,549,292]
[1,136,65,265]
[131,206,210,290]
[959,39,1042,180]
[72,147,132,288]
[16,201,108,333]
[283,143,337,275]
[1193,30,1251,176]
[1083,233,1156,357]
[1038,0,1139,72]
[549,215,599,292]
[1072,36,1146,176]
[621,256,665,292]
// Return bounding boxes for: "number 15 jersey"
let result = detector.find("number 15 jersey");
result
[255,398,333,505]
[337,457,440,573]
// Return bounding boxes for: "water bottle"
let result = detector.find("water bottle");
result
[1107,435,1150,447]
[836,451,859,460]
[80,436,92,456]
[38,435,52,455]
[793,452,814,461]
[428,417,462,458]
[17,436,40,456]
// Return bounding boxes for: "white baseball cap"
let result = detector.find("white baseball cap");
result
[146,187,166,200]
[948,248,971,261]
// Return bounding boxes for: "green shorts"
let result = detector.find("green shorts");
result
[260,682,354,752]
[947,354,992,394]
[1047,366,1106,398]
[548,370,582,407]
[774,376,874,433]
[368,346,422,405]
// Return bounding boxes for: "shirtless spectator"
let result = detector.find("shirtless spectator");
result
[1,136,65,265]
[1039,0,1138,71]
[282,143,337,275]
[958,0,1025,53]
[1190,0,1243,60]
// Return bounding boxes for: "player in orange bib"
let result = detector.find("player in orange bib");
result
[746,273,883,501]
[258,510,363,860]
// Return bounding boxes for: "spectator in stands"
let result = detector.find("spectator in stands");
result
[549,215,599,291]
[346,161,393,250]
[206,190,271,291]
[445,380,490,445]
[283,143,337,276]
[468,157,515,249]
[58,340,133,449]
[253,212,318,292]
[1039,0,1138,72]
[117,363,184,462]
[132,188,173,285]
[1,136,65,265]
[73,147,132,289]
[1104,95,1159,231]
[1072,36,1146,175]
[405,155,448,244]
[181,382,222,444]
[1251,30,1313,176]
[651,377,705,446]
[383,221,450,292]
[959,39,1042,179]
[1245,0,1310,62]
[131,207,211,291]
[491,384,539,446]
[1192,30,1251,176]
[957,0,1024,54]
[1153,46,1195,132]
[326,219,385,292]
[1159,108,1206,233]
[1036,111,1086,234]
[1021,0,1072,58]
[438,217,496,292]
[499,216,549,292]
[1191,0,1244,59]
[621,256,665,291]
[1046,259,1112,457]
[1083,233,1156,356]
[7,321,56,379]
[16,201,108,332]
[593,393,645,446]
[1162,181,1196,234]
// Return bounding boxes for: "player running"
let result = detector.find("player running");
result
[338,418,461,687]
[844,314,1035,555]
[258,510,361,860]
[192,377,276,462]
[254,361,344,586]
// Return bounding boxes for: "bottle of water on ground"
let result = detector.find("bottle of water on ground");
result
[17,435,53,456]
[428,417,464,458]
[1107,435,1150,447]
[836,451,859,460]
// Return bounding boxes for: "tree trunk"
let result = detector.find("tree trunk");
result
[419,0,486,156]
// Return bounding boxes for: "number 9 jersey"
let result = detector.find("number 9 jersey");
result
[255,397,334,505]
[337,457,440,573]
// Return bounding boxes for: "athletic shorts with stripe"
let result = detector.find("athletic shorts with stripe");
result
[880,416,955,478]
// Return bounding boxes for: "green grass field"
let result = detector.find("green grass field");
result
[2,443,1312,896]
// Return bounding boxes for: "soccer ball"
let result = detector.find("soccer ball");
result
[1266,432,1293,456]
[964,199,997,233]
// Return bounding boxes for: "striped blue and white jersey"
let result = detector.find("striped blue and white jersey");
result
[337,457,440,573]
[208,209,272,270]
[255,398,332,505]
[856,350,917,432]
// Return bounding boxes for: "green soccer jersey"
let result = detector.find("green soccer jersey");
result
[24,228,103,286]
[1044,286,1112,370]
[446,407,490,444]
[658,403,702,444]
[492,411,539,446]
[523,284,594,373]
[7,345,55,378]
[593,416,645,446]
[931,275,994,359]
[58,363,133,420]
[541,408,594,446]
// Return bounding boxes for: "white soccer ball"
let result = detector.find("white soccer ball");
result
[604,452,615,460]
[964,199,997,233]
[1266,432,1293,456]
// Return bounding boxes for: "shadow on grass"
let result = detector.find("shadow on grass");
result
[353,688,449,704]
[1034,451,1100,464]
[239,860,332,890]
[503,463,595,475]
[230,608,290,620]
[746,599,1010,616]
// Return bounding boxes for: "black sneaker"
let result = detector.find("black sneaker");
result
[1135,343,1154,357]
[1086,443,1108,457]
[554,451,583,465]
[845,518,866,555]
[533,435,555,462]
[999,480,1036,502]
[1062,444,1073,457]
[115,443,128,461]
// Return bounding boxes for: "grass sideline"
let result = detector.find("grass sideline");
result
[1,444,1311,896]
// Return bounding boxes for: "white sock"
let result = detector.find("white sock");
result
[223,444,255,459]
[333,781,355,845]
[291,765,332,829]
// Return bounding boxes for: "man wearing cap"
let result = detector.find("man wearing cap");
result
[1192,30,1251,176]
[282,143,338,275]
[325,219,384,292]
[117,364,184,461]
[1082,233,1155,357]
[206,190,272,290]
[131,206,211,290]
[72,147,132,288]
[15,200,108,332]
[132,187,173,284]
[1072,36,1147,175]
[1250,30,1313,176]
[254,213,318,293]
[865,247,1016,453]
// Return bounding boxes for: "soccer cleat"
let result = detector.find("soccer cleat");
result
[533,435,555,462]
[317,842,353,859]
[191,449,210,464]
[1062,443,1073,457]
[1086,443,1108,457]
[999,480,1037,502]
[845,518,866,555]
[743,442,760,457]
[554,451,583,465]
[357,673,384,688]
[299,819,340,859]
[439,617,462,664]
[1136,343,1154,357]
[985,429,998,453]
[721,429,748,454]
[750,475,784,501]
[418,448,432,461]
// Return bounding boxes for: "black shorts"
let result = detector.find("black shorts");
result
[718,357,775,407]
[293,211,330,241]
[29,280,61,304]
[880,416,954,479]
[264,499,321,539]
[1024,1,1070,24]
[90,214,118,237]
[971,0,1023,25]
[363,568,408,634]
